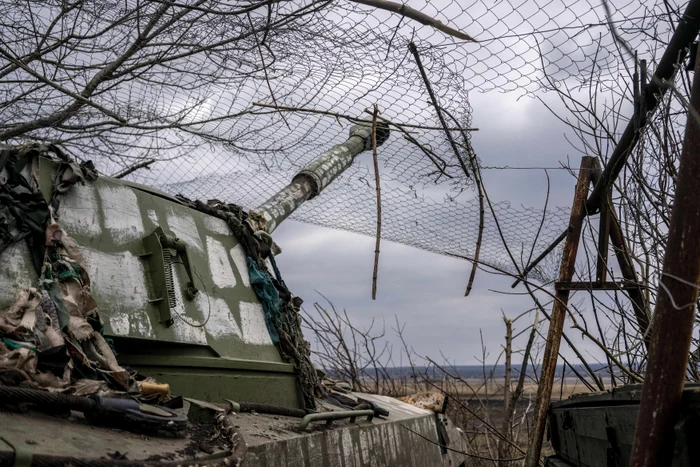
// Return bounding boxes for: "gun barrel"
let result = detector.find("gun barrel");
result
[251,122,389,233]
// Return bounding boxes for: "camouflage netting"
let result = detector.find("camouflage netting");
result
[0,0,686,281]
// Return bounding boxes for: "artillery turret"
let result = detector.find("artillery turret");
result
[0,126,468,466]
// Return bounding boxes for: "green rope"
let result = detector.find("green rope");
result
[1,338,37,352]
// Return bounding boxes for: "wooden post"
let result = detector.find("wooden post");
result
[524,156,594,467]
[596,184,612,285]
[629,44,700,467]
[499,316,513,467]
[590,160,651,348]
[609,206,652,346]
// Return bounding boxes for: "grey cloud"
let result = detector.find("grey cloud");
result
[271,88,607,366]
[274,217,604,366]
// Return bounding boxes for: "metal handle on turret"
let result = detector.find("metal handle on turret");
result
[140,227,199,327]
[250,121,390,233]
[159,233,199,300]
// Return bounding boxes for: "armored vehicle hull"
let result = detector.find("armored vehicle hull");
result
[546,384,700,467]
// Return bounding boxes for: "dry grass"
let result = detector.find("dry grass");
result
[371,376,592,401]
[363,376,594,466]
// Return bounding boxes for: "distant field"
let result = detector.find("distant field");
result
[371,363,609,381]
[349,373,597,465]
[364,376,595,401]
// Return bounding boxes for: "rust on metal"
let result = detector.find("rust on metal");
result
[524,156,594,467]
[629,44,700,467]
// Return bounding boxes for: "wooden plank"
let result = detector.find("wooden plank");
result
[590,159,652,349]
[524,156,595,467]
[595,185,612,284]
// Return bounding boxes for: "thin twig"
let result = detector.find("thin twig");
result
[400,425,525,462]
[505,313,540,429]
[500,315,513,464]
[401,134,453,179]
[416,368,526,455]
[570,321,643,383]
[385,16,404,59]
[252,102,479,131]
[511,227,569,288]
[408,42,470,179]
[439,106,483,295]
[371,104,382,300]
[111,159,156,179]
[247,13,290,129]
[349,0,477,41]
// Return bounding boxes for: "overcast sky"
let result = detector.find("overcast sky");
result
[274,91,608,366]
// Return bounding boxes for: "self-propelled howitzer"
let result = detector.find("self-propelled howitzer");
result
[0,125,467,467]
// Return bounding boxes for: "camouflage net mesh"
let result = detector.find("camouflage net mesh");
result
[0,0,686,281]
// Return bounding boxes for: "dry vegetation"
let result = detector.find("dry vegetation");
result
[303,296,598,465]
[2,1,698,465]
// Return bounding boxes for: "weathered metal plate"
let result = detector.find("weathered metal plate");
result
[547,384,700,467]
[0,409,229,464]
[0,158,302,407]
[237,393,468,467]
[0,394,469,467]
[0,160,280,361]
